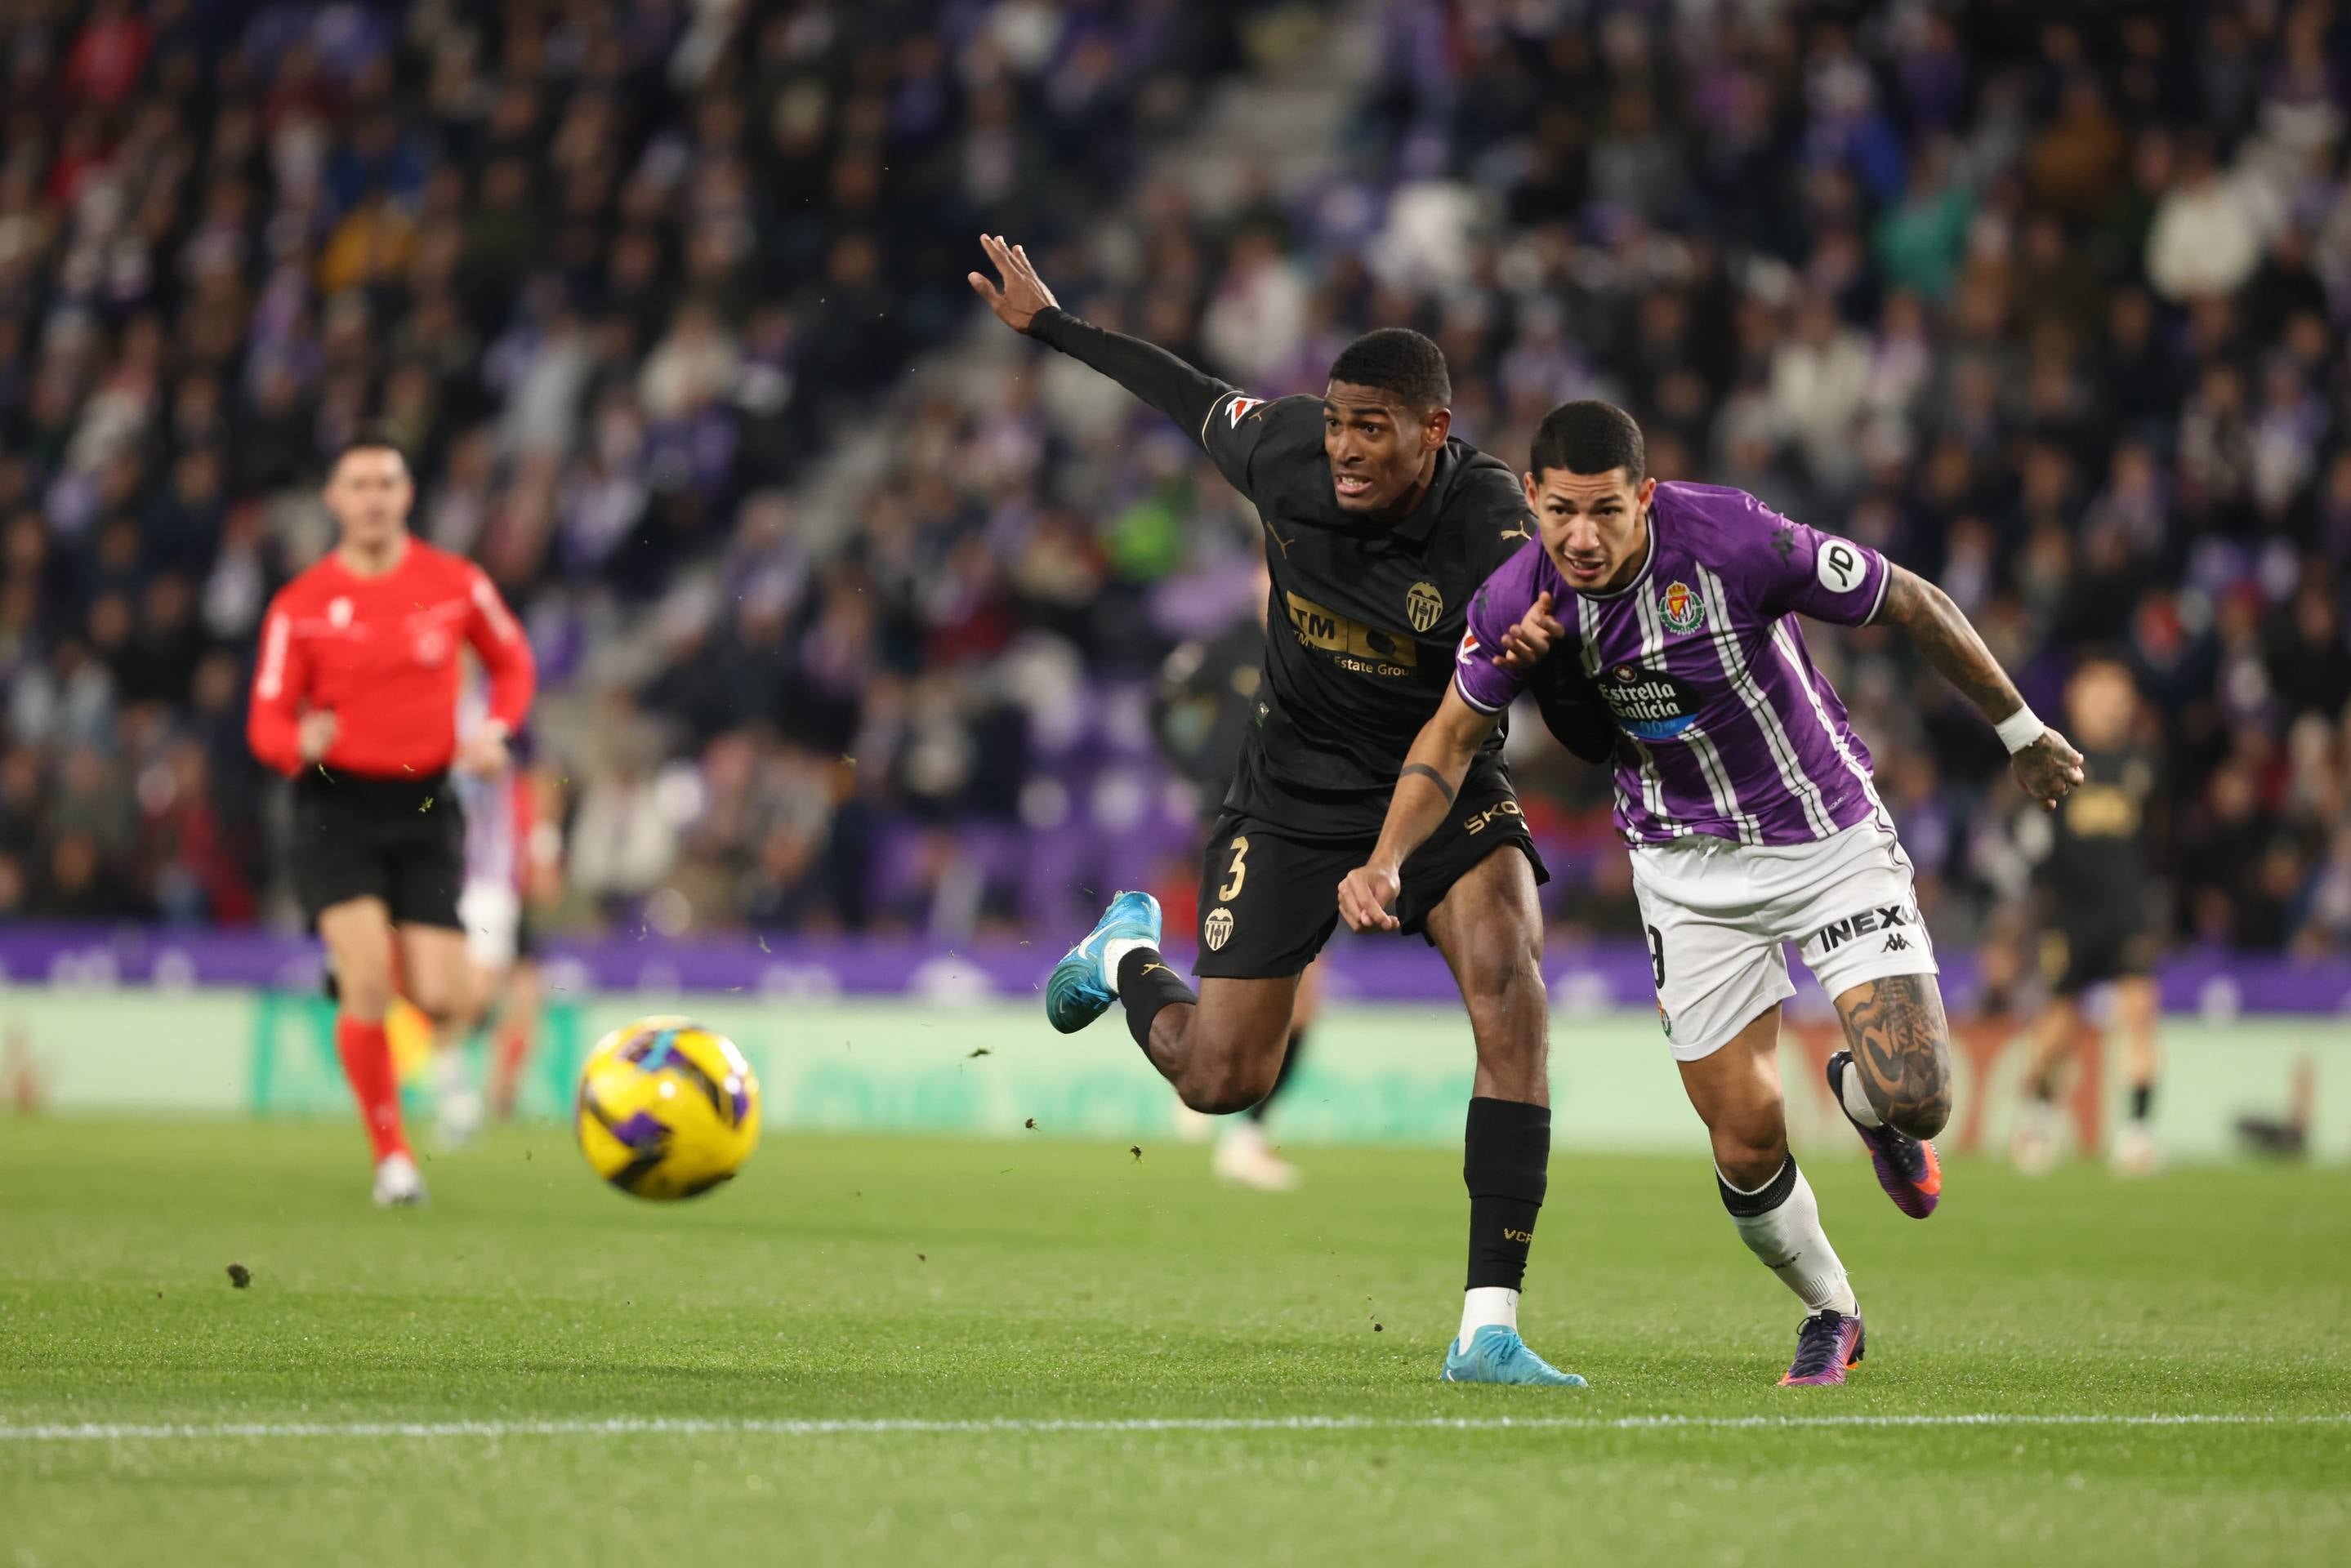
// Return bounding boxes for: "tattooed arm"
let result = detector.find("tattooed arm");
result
[1874,565,2086,809]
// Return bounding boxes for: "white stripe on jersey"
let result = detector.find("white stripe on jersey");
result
[470,568,522,644]
[1564,595,1652,839]
[1634,589,1759,844]
[256,611,291,701]
[1769,618,1884,809]
[1693,567,1837,839]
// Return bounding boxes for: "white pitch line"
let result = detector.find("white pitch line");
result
[2,1413,2347,1443]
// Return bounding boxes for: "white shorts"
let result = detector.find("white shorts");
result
[1630,813,1938,1062]
[458,880,521,972]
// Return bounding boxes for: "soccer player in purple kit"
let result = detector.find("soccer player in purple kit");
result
[1340,402,2086,1387]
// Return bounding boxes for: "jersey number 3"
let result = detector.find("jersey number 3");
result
[1219,837,1250,901]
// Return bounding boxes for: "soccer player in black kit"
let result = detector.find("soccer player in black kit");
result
[2010,655,2165,1176]
[1151,562,1317,1192]
[971,235,1612,1384]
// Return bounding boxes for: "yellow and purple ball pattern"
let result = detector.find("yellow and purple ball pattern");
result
[574,1018,761,1200]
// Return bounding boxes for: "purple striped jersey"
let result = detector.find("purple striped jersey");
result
[1454,483,1889,847]
[453,671,520,887]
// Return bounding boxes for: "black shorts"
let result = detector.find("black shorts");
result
[289,769,466,931]
[1192,757,1547,980]
[2041,922,2157,997]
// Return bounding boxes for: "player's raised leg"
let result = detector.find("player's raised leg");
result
[317,898,425,1206]
[1826,973,1952,1218]
[1679,1003,1864,1387]
[1051,819,1336,1115]
[1424,844,1584,1388]
[400,923,480,1146]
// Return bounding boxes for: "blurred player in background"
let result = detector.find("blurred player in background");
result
[1151,562,1315,1193]
[2011,655,2164,1176]
[1345,402,2084,1386]
[248,434,535,1206]
[444,672,564,1133]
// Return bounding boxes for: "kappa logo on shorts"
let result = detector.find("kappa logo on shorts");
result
[1405,581,1444,634]
[1203,906,1235,951]
[1658,580,1706,635]
[1883,933,1910,952]
[1809,905,1915,951]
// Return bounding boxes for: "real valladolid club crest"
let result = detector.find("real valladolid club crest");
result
[1405,581,1443,634]
[1658,579,1706,635]
[1203,906,1235,951]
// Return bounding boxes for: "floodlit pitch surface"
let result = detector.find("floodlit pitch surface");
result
[3,1119,2345,1566]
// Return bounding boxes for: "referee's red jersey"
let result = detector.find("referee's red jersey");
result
[248,540,536,779]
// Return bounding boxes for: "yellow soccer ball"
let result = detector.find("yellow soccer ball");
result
[574,1018,761,1200]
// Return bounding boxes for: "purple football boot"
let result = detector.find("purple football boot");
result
[1779,1308,1867,1387]
[1827,1050,1943,1218]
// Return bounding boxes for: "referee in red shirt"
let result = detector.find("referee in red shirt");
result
[248,434,536,1205]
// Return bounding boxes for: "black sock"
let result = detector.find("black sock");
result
[1463,1096,1550,1292]
[2129,1083,2153,1123]
[1246,1025,1308,1122]
[1115,948,1196,1051]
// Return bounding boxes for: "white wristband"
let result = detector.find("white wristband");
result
[1994,705,2045,755]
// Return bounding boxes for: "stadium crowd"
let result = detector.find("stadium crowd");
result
[2,0,2349,962]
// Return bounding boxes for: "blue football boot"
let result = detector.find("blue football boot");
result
[1045,891,1162,1034]
[1442,1325,1587,1387]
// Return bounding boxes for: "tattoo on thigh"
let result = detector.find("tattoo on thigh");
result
[1839,974,1953,1131]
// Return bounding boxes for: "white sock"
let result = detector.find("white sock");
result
[1455,1285,1519,1353]
[1838,1058,1883,1128]
[1100,937,1153,993]
[435,1047,470,1097]
[1720,1160,1857,1316]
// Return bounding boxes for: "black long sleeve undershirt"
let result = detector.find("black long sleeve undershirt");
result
[1026,305,1236,443]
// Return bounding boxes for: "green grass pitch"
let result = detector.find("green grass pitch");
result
[3,1118,2347,1566]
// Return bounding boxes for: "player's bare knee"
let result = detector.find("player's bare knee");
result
[1176,1058,1277,1116]
[1463,941,1545,1028]
[1704,1107,1788,1190]
[407,985,462,1028]
[337,972,393,1022]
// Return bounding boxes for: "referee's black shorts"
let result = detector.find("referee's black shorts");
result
[290,769,466,931]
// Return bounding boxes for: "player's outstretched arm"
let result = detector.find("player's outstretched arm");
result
[1338,687,1499,933]
[968,234,1237,443]
[1876,564,2086,809]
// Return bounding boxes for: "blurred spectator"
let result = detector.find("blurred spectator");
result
[0,0,2344,964]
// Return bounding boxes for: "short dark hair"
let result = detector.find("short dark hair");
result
[1327,327,1451,412]
[1530,400,1646,482]
[328,428,409,473]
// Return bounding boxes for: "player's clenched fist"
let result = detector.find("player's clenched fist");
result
[1337,861,1403,933]
[2014,727,2088,811]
